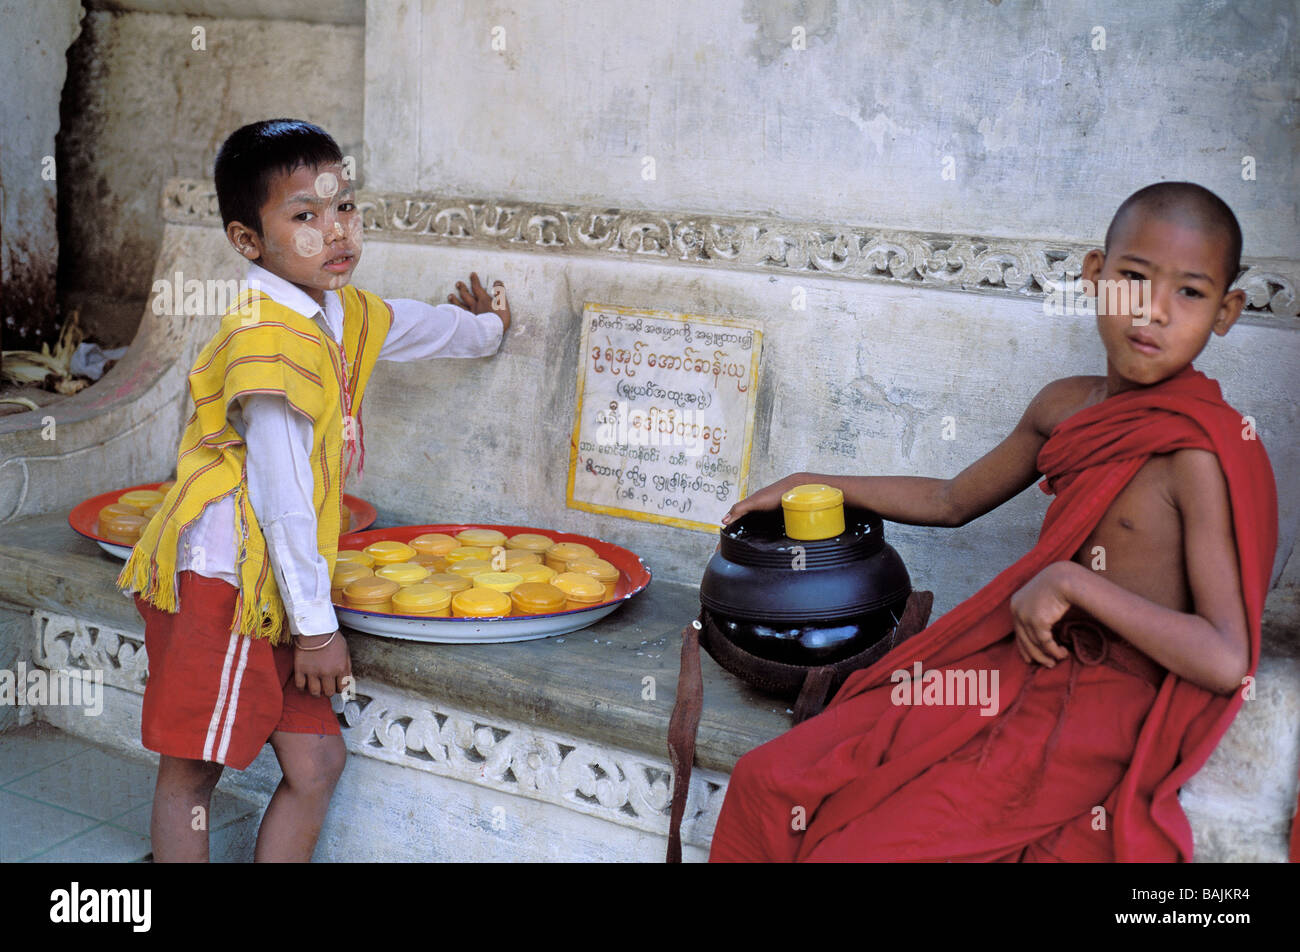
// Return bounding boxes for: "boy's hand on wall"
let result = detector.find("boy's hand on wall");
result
[293,631,352,697]
[449,271,512,334]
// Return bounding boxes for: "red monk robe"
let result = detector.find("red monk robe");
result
[709,365,1279,862]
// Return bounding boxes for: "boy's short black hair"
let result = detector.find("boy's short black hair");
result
[1104,182,1243,289]
[214,119,342,235]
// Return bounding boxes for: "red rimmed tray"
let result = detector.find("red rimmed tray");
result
[334,523,652,644]
[69,483,378,559]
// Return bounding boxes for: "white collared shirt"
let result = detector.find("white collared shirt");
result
[175,262,503,636]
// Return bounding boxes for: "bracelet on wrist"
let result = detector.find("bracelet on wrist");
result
[294,631,338,651]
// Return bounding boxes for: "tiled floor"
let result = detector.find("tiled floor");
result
[0,722,261,862]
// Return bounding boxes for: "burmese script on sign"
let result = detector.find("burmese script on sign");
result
[568,304,762,531]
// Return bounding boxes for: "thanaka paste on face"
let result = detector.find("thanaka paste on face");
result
[315,171,340,199]
[294,225,325,257]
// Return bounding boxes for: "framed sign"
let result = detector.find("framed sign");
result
[567,304,763,532]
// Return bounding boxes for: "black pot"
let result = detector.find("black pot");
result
[699,505,911,666]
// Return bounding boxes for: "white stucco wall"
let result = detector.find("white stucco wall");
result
[366,0,1299,258]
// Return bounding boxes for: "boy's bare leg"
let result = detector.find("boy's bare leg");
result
[255,730,347,862]
[151,754,224,862]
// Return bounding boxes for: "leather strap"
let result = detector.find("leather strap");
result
[666,617,704,863]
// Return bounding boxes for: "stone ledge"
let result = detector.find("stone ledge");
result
[0,511,791,774]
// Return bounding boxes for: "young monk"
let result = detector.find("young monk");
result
[118,119,511,861]
[708,182,1278,862]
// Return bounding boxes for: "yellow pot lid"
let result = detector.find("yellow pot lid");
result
[513,563,559,584]
[425,572,472,593]
[506,532,554,552]
[409,533,459,555]
[566,557,619,582]
[331,562,373,588]
[452,587,512,617]
[336,549,376,568]
[391,583,452,613]
[118,489,165,511]
[343,576,400,602]
[456,528,508,547]
[549,542,596,562]
[98,503,140,522]
[510,582,567,612]
[363,540,417,564]
[473,572,524,593]
[781,483,845,511]
[552,571,605,600]
[446,546,492,563]
[502,549,542,568]
[448,558,492,578]
[375,562,431,585]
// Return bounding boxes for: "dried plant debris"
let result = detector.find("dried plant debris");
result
[1,310,112,396]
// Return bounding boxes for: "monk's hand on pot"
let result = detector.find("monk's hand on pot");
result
[722,472,810,525]
[1010,563,1074,668]
[293,630,352,697]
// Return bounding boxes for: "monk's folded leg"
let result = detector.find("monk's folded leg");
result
[798,659,1159,862]
[709,689,917,862]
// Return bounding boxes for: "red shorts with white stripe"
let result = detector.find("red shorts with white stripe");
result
[136,571,341,770]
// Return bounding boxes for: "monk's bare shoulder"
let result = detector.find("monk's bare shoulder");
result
[1026,375,1107,438]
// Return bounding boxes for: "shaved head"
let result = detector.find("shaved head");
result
[1104,182,1242,289]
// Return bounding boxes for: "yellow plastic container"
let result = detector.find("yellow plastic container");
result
[780,484,846,541]
[99,509,148,544]
[375,562,431,587]
[565,557,620,601]
[552,571,606,610]
[513,562,559,585]
[143,502,163,519]
[336,549,375,569]
[410,533,459,557]
[501,549,542,570]
[451,587,512,618]
[545,542,597,572]
[506,532,554,555]
[448,558,492,579]
[456,528,508,548]
[391,583,452,616]
[473,572,524,594]
[446,546,492,563]
[410,552,449,571]
[158,480,175,493]
[510,582,567,616]
[331,562,373,602]
[425,572,472,594]
[118,489,165,511]
[364,540,417,565]
[343,576,400,613]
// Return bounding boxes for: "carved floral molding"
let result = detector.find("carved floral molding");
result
[163,178,1298,319]
[30,610,726,848]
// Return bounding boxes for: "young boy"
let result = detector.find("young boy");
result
[118,119,512,862]
[708,182,1279,862]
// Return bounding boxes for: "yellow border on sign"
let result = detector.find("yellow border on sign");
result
[566,303,764,533]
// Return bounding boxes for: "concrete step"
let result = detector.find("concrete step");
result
[0,722,261,862]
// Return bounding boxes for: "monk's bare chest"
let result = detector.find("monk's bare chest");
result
[1070,454,1188,611]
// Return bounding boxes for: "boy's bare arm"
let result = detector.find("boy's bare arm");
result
[1012,449,1251,695]
[724,378,1081,527]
